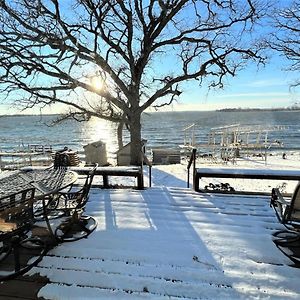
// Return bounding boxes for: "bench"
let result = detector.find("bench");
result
[194,167,300,194]
[21,166,144,190]
[70,166,144,189]
[152,148,181,165]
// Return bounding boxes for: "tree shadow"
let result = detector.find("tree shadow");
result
[85,187,246,298]
[143,165,188,188]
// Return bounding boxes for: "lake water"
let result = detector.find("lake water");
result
[0,111,299,160]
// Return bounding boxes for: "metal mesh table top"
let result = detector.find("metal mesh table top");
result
[0,168,78,199]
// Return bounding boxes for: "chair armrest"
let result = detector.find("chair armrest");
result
[57,191,80,201]
[270,188,292,224]
[271,188,290,206]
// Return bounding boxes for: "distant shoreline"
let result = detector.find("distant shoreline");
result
[1,107,300,117]
[216,107,300,112]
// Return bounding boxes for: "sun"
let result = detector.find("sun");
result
[91,77,103,91]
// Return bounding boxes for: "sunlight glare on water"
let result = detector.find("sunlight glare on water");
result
[82,117,119,160]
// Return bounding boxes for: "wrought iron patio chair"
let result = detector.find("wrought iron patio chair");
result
[54,164,98,242]
[0,188,47,281]
[32,166,70,221]
[270,182,300,265]
[270,182,300,231]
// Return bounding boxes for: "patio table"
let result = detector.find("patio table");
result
[0,168,78,199]
[0,168,78,243]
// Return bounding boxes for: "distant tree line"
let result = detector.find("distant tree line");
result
[218,106,300,112]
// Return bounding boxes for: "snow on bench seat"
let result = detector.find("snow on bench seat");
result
[194,167,300,193]
[22,166,144,189]
[70,166,144,189]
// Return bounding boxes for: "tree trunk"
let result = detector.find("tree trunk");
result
[129,112,142,166]
[117,120,124,150]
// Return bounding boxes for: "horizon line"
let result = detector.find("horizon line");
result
[1,106,300,117]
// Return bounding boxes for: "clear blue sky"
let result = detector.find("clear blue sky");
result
[170,1,299,111]
[166,53,299,112]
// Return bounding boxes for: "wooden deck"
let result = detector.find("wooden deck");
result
[0,246,50,300]
[0,274,49,300]
[2,187,300,299]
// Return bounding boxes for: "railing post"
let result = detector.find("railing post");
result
[187,148,197,188]
[141,150,152,188]
[149,165,152,187]
[192,148,197,189]
[137,167,144,189]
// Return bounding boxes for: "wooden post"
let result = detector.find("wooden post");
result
[102,175,109,188]
[187,148,197,189]
[149,165,152,187]
[137,167,144,189]
[194,173,200,192]
[141,151,151,188]
[192,148,197,190]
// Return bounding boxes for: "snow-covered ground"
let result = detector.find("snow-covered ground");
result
[30,151,300,299]
[150,152,300,193]
[90,151,300,193]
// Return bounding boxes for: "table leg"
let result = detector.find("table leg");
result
[42,197,59,246]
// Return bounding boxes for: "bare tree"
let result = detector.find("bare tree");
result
[270,1,300,89]
[0,0,266,165]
